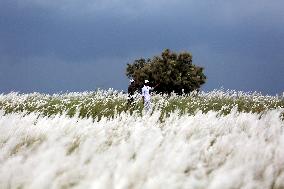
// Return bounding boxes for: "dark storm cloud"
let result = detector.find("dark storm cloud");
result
[0,56,128,93]
[0,0,283,94]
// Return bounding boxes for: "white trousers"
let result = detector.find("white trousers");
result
[144,100,151,112]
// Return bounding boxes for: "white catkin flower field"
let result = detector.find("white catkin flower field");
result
[0,90,284,189]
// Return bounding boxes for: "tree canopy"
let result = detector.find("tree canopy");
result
[126,49,206,94]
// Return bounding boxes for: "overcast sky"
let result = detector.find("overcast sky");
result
[0,0,283,95]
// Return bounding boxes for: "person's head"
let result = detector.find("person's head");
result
[144,80,149,85]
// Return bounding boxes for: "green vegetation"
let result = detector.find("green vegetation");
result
[126,49,206,94]
[0,90,283,121]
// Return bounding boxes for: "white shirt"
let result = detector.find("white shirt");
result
[142,85,153,101]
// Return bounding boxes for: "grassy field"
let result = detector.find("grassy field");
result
[1,89,284,189]
[0,89,283,121]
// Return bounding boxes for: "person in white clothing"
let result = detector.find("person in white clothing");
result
[141,80,159,112]
[142,80,152,111]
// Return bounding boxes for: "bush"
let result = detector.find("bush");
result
[126,49,206,94]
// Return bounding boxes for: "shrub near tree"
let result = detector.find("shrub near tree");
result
[126,49,207,94]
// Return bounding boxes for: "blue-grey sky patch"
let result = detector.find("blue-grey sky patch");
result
[0,0,283,94]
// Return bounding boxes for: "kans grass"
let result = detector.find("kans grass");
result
[0,89,283,121]
[0,89,284,189]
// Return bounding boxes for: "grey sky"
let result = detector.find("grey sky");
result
[0,0,283,94]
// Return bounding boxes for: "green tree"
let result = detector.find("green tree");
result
[126,49,206,94]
